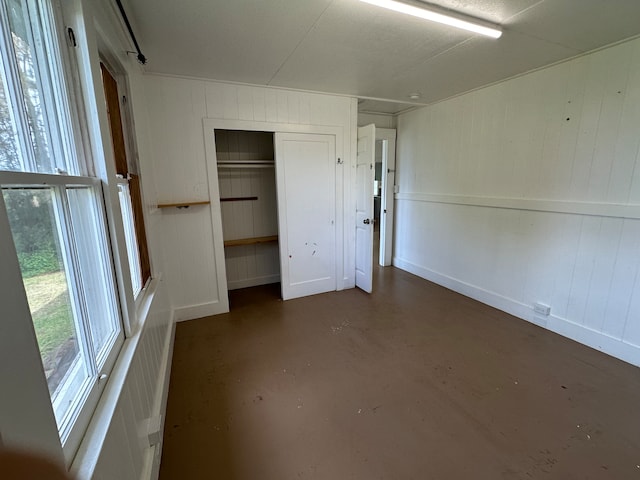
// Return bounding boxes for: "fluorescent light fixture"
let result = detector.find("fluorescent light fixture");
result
[359,0,502,38]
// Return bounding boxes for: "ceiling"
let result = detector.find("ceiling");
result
[124,0,640,115]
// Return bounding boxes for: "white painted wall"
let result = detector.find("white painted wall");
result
[144,75,356,319]
[394,37,640,366]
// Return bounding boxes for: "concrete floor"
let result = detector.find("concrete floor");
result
[160,266,640,479]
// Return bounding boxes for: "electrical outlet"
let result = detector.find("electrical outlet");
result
[533,302,551,316]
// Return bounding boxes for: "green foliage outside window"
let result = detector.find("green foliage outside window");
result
[3,189,61,278]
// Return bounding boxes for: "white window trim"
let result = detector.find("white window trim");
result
[1,0,159,468]
[116,176,143,297]
[0,0,132,464]
[0,172,125,463]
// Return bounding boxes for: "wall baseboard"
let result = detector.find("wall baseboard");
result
[393,256,640,367]
[174,300,228,322]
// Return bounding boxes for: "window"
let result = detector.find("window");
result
[101,63,151,297]
[0,0,123,458]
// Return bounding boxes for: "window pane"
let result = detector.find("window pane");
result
[1,0,77,175]
[118,183,142,296]
[0,64,23,170]
[66,186,120,364]
[2,187,92,430]
[6,0,56,173]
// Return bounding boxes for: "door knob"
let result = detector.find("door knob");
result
[363,218,371,224]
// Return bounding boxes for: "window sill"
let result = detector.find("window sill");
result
[70,275,161,478]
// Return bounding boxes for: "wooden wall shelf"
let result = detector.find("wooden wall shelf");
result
[224,235,278,247]
[157,201,210,209]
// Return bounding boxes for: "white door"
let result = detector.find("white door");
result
[275,133,336,300]
[355,124,375,293]
[377,128,397,267]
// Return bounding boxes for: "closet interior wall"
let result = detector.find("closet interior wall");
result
[215,130,280,291]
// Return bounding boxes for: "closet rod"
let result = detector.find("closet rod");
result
[218,159,273,165]
[218,159,273,163]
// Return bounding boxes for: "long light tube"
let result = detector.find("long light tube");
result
[359,0,502,38]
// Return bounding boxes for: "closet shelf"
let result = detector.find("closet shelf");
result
[157,201,210,209]
[220,196,258,202]
[217,160,274,169]
[224,235,278,247]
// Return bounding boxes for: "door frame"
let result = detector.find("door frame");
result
[203,119,346,313]
[376,128,397,267]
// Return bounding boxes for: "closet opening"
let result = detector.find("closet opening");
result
[214,129,281,303]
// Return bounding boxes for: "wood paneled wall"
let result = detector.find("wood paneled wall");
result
[91,284,173,480]
[144,76,356,320]
[394,38,640,366]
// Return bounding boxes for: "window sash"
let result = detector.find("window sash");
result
[117,178,142,297]
[0,0,81,176]
[101,63,151,295]
[1,179,124,456]
[0,0,125,463]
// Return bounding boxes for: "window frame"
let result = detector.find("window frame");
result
[0,177,124,464]
[0,0,127,464]
[99,58,152,303]
[116,175,143,296]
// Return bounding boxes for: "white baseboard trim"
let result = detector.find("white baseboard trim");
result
[174,300,228,322]
[393,256,640,367]
[228,274,280,291]
[545,314,640,367]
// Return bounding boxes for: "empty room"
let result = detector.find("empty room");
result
[1,0,640,479]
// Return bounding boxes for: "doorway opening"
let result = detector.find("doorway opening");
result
[214,130,281,304]
[373,139,383,262]
[375,129,396,268]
